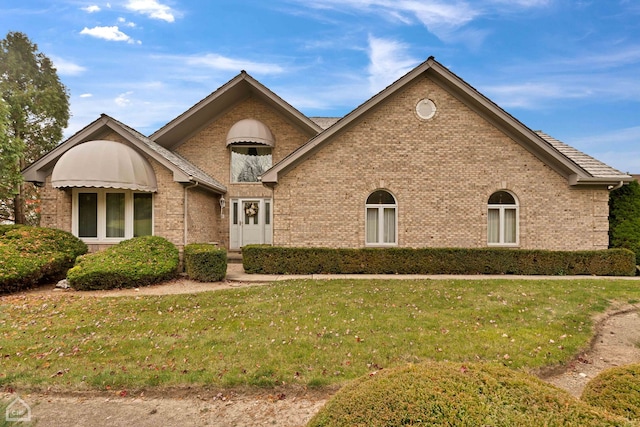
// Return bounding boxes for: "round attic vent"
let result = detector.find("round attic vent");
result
[416,98,437,120]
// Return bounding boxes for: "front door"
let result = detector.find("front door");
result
[229,198,272,249]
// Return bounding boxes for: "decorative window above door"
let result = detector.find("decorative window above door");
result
[227,119,275,183]
[230,146,272,183]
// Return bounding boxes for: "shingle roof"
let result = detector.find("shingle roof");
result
[535,131,629,179]
[262,57,631,186]
[309,117,341,130]
[108,115,227,193]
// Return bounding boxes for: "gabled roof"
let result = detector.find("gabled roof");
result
[22,114,226,194]
[261,57,632,187]
[310,117,341,130]
[151,71,322,148]
[534,131,629,183]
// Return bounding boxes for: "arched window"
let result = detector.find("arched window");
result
[366,190,397,245]
[487,190,518,246]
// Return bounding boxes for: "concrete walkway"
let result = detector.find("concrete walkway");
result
[225,263,640,282]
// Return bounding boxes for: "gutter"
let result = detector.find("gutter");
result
[608,181,624,191]
[184,180,199,246]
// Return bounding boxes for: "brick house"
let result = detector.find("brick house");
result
[22,57,632,253]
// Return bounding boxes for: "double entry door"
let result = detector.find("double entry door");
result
[229,198,272,250]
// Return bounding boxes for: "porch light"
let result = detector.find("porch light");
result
[219,196,226,218]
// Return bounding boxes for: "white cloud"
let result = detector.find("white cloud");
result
[489,0,550,6]
[118,17,137,28]
[50,56,86,76]
[125,0,176,22]
[183,53,285,75]
[79,93,93,98]
[115,91,134,107]
[80,26,133,43]
[82,5,101,13]
[367,36,418,94]
[289,0,549,41]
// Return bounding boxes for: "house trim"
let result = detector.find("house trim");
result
[261,57,632,187]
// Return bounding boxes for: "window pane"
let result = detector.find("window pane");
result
[233,202,238,225]
[504,208,517,243]
[366,208,378,243]
[383,208,396,243]
[265,201,270,225]
[134,193,153,237]
[488,209,500,243]
[244,202,259,225]
[231,147,272,182]
[488,191,515,205]
[367,190,395,205]
[78,193,97,238]
[106,193,125,238]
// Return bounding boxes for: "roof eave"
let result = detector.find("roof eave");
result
[23,115,228,194]
[261,58,437,185]
[151,72,322,148]
[183,177,226,194]
[425,61,587,180]
[569,174,634,187]
[22,115,114,183]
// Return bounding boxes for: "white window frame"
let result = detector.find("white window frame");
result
[487,191,519,247]
[72,189,154,243]
[365,190,398,246]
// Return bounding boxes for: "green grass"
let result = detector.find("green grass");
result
[0,278,639,392]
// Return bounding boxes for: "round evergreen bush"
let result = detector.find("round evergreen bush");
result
[582,364,640,421]
[67,236,179,290]
[308,362,632,427]
[0,225,87,293]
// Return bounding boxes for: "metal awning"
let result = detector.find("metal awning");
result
[51,140,157,191]
[226,119,275,146]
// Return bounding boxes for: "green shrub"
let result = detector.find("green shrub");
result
[67,236,179,291]
[0,225,87,294]
[308,362,632,427]
[184,243,227,282]
[609,180,640,264]
[243,246,636,276]
[582,364,640,421]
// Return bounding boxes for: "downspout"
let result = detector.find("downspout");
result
[184,180,199,247]
[608,181,624,191]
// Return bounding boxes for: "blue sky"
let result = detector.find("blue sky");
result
[2,0,639,173]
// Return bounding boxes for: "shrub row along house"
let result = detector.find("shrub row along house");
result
[23,57,632,253]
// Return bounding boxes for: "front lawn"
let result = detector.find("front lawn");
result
[0,278,639,392]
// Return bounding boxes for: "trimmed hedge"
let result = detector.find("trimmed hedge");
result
[243,246,637,276]
[0,225,88,294]
[582,364,640,421]
[67,236,179,291]
[307,362,632,427]
[184,243,227,282]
